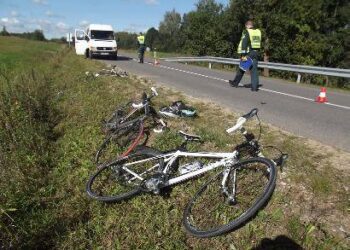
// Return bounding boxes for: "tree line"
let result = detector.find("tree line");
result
[0,26,46,41]
[116,0,349,86]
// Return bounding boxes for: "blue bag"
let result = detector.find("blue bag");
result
[239,57,253,71]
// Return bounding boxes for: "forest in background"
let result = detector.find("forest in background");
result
[116,0,349,87]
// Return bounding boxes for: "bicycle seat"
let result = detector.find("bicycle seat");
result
[178,130,202,141]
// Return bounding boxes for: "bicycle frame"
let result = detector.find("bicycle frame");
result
[113,100,149,125]
[122,150,240,188]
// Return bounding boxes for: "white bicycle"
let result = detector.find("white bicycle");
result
[86,108,288,238]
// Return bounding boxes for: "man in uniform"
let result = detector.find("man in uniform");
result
[137,32,146,63]
[229,20,262,91]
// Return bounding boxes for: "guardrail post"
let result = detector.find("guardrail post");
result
[209,62,212,69]
[263,53,269,77]
[297,73,301,83]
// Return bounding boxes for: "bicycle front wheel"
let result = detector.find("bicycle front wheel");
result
[183,157,276,238]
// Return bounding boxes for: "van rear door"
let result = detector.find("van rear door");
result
[74,29,88,55]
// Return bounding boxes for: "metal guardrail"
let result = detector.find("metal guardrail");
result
[161,56,350,79]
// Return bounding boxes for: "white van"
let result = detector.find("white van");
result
[74,24,118,60]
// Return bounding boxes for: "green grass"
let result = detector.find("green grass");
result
[0,36,61,70]
[1,36,349,249]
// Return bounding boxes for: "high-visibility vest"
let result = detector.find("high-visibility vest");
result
[137,35,145,45]
[237,28,261,54]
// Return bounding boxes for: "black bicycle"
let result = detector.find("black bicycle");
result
[95,87,166,164]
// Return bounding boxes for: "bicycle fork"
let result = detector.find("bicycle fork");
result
[221,167,237,205]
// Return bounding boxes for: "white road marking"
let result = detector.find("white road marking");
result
[133,59,350,111]
[260,88,350,110]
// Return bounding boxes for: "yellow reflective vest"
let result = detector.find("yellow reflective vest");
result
[137,35,145,45]
[237,28,261,54]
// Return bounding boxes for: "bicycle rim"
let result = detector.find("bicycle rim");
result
[183,157,276,238]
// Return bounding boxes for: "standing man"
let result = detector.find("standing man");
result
[137,32,146,63]
[229,20,262,91]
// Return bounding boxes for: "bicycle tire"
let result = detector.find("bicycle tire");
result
[87,148,161,202]
[183,157,276,238]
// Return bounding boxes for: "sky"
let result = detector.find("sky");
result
[0,0,229,38]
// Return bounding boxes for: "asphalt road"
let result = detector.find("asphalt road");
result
[101,53,350,152]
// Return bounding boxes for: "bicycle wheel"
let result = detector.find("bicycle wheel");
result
[95,119,145,164]
[101,101,137,134]
[183,157,276,238]
[87,148,161,202]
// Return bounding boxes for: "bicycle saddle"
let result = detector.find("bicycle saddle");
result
[178,131,202,141]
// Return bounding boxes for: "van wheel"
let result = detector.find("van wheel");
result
[89,50,93,59]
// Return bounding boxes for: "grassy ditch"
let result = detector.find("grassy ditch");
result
[1,37,349,249]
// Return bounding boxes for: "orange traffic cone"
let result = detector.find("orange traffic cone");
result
[154,58,160,66]
[315,87,328,103]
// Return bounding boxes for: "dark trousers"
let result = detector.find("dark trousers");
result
[138,45,145,63]
[232,50,259,90]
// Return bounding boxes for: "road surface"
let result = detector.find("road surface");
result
[101,53,350,152]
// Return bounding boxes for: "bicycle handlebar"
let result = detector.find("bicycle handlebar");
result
[226,117,246,134]
[132,87,159,108]
[151,87,158,97]
[226,108,258,134]
[242,108,258,119]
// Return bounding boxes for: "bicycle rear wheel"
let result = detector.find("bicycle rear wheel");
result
[87,149,161,202]
[183,157,276,238]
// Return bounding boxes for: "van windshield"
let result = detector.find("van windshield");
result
[90,30,114,40]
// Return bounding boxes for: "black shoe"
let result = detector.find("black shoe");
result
[229,80,238,87]
[251,88,259,92]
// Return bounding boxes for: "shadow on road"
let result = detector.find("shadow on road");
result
[92,56,132,61]
[251,235,303,250]
[116,56,133,61]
